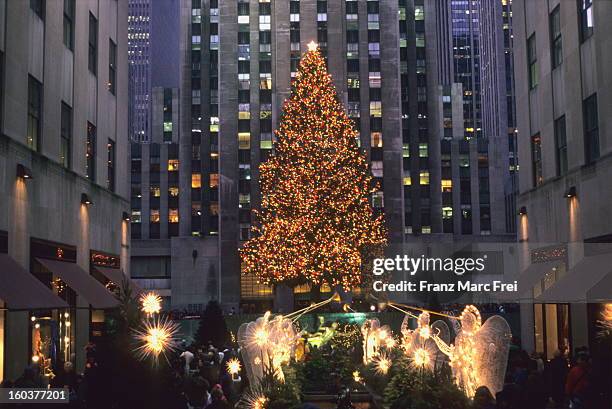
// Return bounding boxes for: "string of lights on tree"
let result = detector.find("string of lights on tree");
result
[240,42,387,291]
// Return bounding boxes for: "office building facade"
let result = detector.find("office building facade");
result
[513,0,612,360]
[0,0,129,381]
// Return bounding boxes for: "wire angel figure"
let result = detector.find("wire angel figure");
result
[431,305,512,397]
[401,312,450,371]
[360,318,392,364]
[237,311,300,385]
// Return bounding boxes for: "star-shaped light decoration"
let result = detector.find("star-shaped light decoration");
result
[307,41,318,51]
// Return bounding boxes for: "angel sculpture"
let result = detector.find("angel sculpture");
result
[431,305,511,397]
[360,318,392,364]
[237,312,300,384]
[401,312,450,371]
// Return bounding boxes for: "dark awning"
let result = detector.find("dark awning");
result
[538,253,612,303]
[0,254,68,310]
[36,258,119,309]
[93,266,144,295]
[517,259,565,299]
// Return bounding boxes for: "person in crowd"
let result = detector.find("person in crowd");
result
[206,385,230,409]
[14,365,44,388]
[546,349,568,407]
[181,347,195,376]
[565,351,593,409]
[472,386,495,409]
[51,361,80,404]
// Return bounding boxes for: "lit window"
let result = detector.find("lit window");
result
[371,132,383,147]
[419,171,430,185]
[150,209,160,223]
[239,194,251,206]
[150,186,161,197]
[131,210,142,223]
[402,144,410,158]
[163,122,173,132]
[442,207,453,219]
[168,209,179,223]
[441,180,452,192]
[403,175,412,186]
[210,173,219,188]
[192,173,202,188]
[419,143,428,157]
[370,101,382,117]
[371,161,383,177]
[372,191,384,208]
[260,133,273,149]
[167,159,179,171]
[168,186,179,197]
[415,6,424,21]
[238,132,251,149]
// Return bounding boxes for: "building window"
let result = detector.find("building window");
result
[583,93,599,164]
[63,0,74,50]
[86,122,96,180]
[30,0,45,20]
[107,139,115,192]
[167,159,179,171]
[27,76,42,152]
[60,102,72,169]
[579,0,594,41]
[131,210,142,223]
[554,116,567,176]
[531,133,543,187]
[550,6,562,68]
[150,185,161,197]
[192,173,201,188]
[168,186,179,197]
[150,209,160,223]
[527,34,538,89]
[168,209,179,223]
[108,39,116,94]
[88,13,98,75]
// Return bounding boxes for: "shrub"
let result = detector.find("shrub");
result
[384,356,470,409]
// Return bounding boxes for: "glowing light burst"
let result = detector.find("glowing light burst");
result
[133,317,179,362]
[237,388,269,409]
[374,352,392,375]
[227,358,242,375]
[140,292,162,315]
[352,370,363,383]
[412,347,432,370]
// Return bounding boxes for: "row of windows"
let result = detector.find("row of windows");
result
[25,76,116,191]
[531,94,599,187]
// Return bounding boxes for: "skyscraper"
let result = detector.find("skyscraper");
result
[131,0,516,312]
[479,0,517,233]
[128,0,151,142]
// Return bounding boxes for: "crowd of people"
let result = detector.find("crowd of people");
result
[473,345,602,409]
[167,342,244,409]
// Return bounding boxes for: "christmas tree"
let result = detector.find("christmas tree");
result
[240,42,386,292]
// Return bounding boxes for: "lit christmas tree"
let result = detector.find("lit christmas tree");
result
[240,42,386,292]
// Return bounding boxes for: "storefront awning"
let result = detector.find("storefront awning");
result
[0,254,68,310]
[538,253,612,303]
[93,266,144,295]
[36,258,119,309]
[516,259,565,299]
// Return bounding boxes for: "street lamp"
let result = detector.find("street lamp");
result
[81,193,93,206]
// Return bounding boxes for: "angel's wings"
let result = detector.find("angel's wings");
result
[474,315,512,394]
